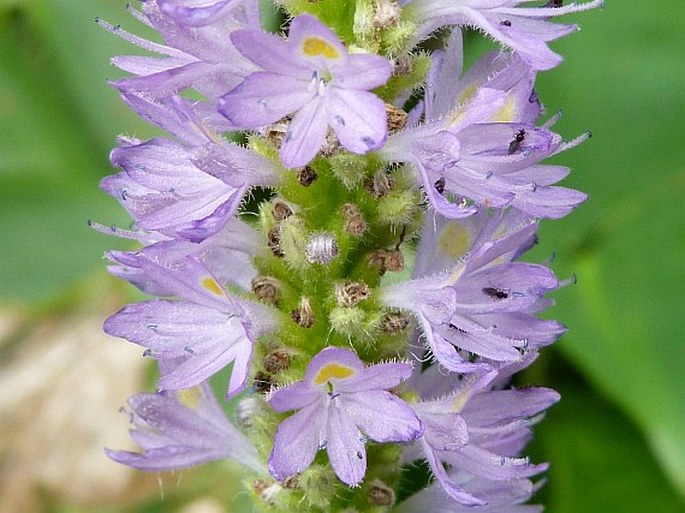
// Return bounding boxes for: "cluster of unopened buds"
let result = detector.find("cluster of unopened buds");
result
[95,0,603,511]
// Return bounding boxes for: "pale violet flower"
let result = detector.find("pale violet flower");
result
[104,252,277,398]
[267,347,422,486]
[218,14,392,167]
[381,222,564,373]
[106,377,263,472]
[405,370,558,505]
[400,0,604,70]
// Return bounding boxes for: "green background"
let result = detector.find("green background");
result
[0,0,683,511]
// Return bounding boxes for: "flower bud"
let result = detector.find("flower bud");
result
[306,232,339,265]
[368,478,395,506]
[251,276,281,305]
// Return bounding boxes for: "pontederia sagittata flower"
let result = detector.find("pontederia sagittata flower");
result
[96,0,601,510]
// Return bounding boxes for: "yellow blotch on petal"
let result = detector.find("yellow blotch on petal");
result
[302,37,340,59]
[451,389,470,413]
[448,263,467,285]
[314,363,355,385]
[438,223,472,262]
[457,83,478,106]
[177,387,203,410]
[202,276,224,296]
[446,108,465,127]
[492,97,517,123]
[445,84,478,126]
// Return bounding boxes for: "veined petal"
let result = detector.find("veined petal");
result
[288,14,349,69]
[437,316,524,361]
[268,402,326,481]
[103,300,233,358]
[105,138,243,240]
[172,188,248,242]
[340,362,413,392]
[159,320,252,392]
[218,72,314,128]
[114,60,234,95]
[510,184,587,219]
[462,388,560,427]
[106,445,221,471]
[111,54,196,76]
[421,412,469,451]
[445,443,547,480]
[327,403,367,486]
[334,53,392,90]
[230,27,311,78]
[135,252,237,311]
[342,390,422,442]
[225,343,254,398]
[420,318,493,373]
[425,30,464,121]
[280,96,328,168]
[475,312,565,348]
[421,439,487,506]
[119,92,211,146]
[396,472,538,512]
[269,381,321,413]
[455,8,568,70]
[327,89,387,154]
[415,161,479,219]
[191,140,282,187]
[453,262,557,313]
[509,164,571,185]
[111,378,268,474]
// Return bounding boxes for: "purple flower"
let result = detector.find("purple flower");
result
[99,92,282,246]
[101,130,280,242]
[381,221,564,373]
[401,1,604,70]
[405,370,557,505]
[104,253,277,397]
[424,30,541,124]
[106,215,260,296]
[267,347,422,486]
[413,207,536,280]
[106,379,263,472]
[98,1,256,98]
[382,86,589,220]
[218,14,392,168]
[387,31,589,220]
[117,92,236,146]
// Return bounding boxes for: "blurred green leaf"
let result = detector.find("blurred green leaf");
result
[0,2,156,302]
[528,1,685,495]
[527,356,685,513]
